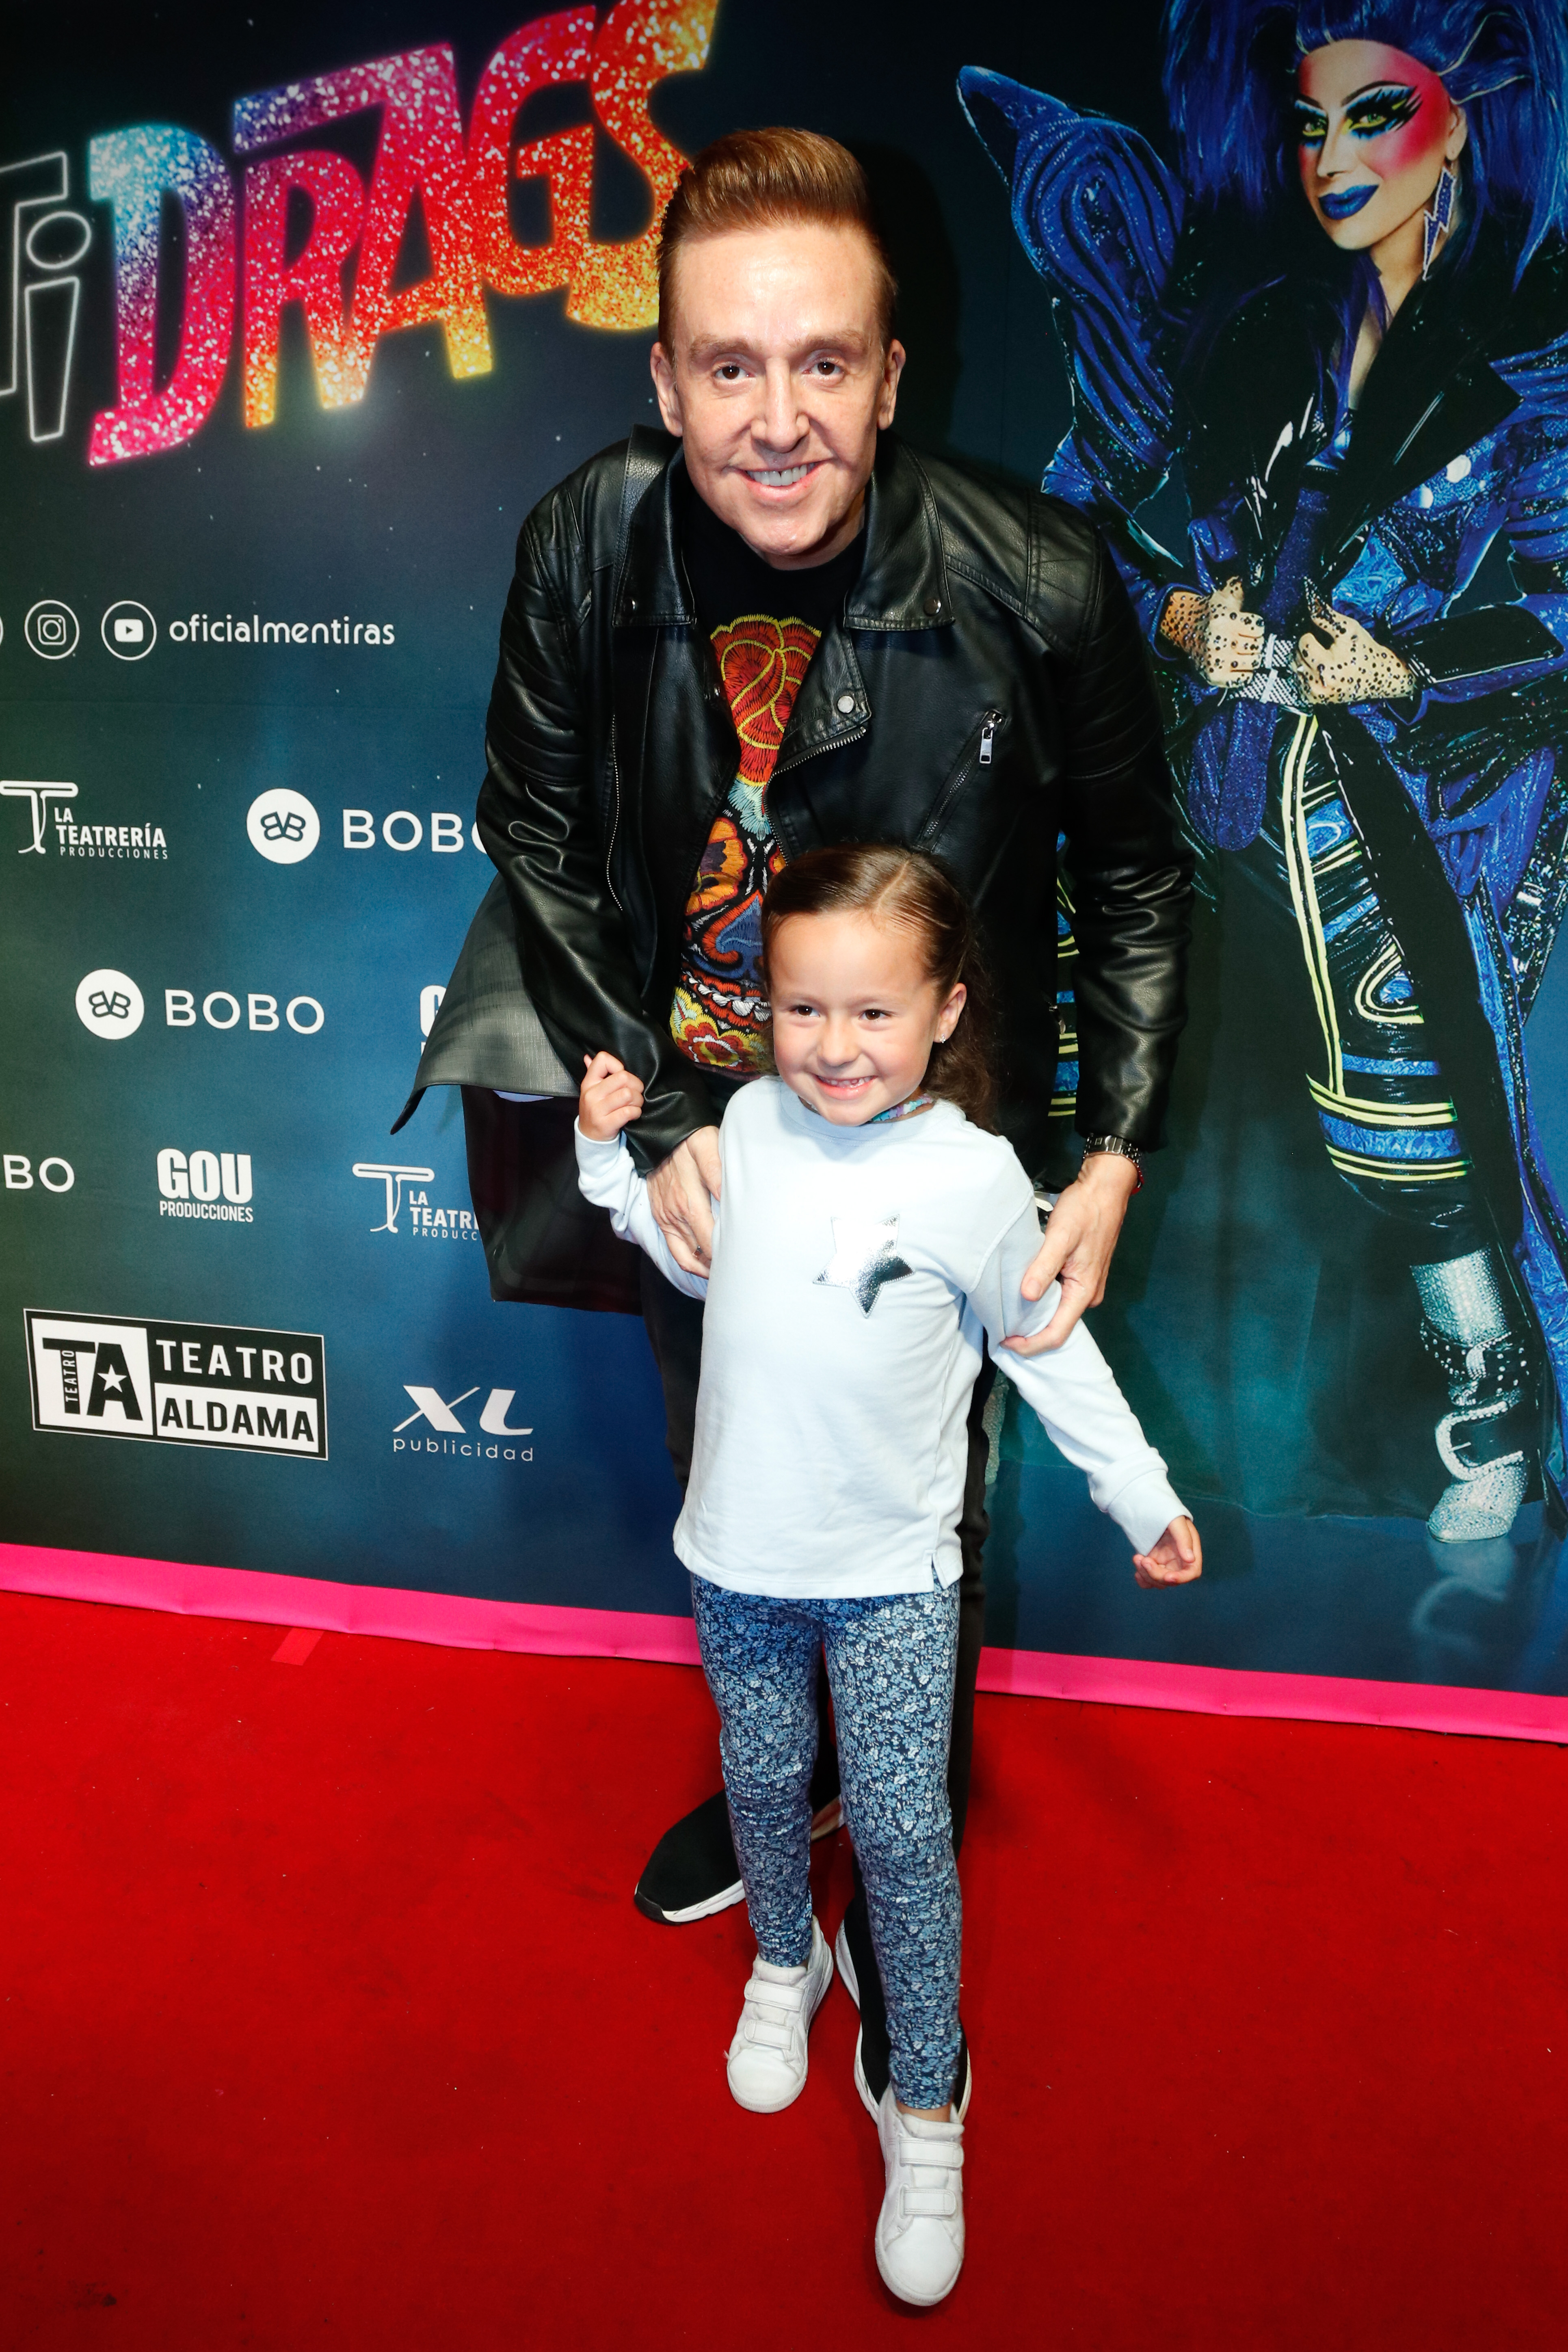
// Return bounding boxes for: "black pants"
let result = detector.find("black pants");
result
[639,1255,992,1854]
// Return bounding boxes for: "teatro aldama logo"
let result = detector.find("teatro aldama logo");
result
[0,0,718,466]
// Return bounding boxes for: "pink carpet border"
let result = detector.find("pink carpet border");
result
[2,1539,1565,1743]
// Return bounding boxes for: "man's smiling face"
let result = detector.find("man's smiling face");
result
[650,218,904,571]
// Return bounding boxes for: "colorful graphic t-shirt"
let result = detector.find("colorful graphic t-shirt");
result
[670,492,864,1074]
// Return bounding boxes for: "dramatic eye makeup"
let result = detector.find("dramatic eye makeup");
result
[1294,82,1423,151]
[1293,100,1329,149]
[1343,82,1421,138]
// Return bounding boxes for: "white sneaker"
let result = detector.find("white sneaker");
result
[874,2085,965,2307]
[725,1917,833,2114]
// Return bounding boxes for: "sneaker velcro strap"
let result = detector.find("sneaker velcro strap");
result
[900,2187,960,2219]
[740,2016,793,2052]
[746,1977,806,2011]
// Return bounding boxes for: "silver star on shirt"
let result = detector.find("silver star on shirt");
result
[815,1216,913,1314]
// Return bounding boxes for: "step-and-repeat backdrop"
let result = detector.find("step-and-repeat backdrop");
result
[5,0,1568,1717]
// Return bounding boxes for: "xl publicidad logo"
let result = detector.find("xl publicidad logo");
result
[394,1381,533,1464]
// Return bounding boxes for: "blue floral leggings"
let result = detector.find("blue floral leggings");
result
[690,1574,962,2110]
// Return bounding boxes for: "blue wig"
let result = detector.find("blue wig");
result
[1163,0,1568,270]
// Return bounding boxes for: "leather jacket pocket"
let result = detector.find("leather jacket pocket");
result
[915,708,1007,850]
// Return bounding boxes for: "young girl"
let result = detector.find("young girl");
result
[575,844,1200,2308]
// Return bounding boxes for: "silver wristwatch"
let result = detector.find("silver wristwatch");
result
[1080,1132,1144,1187]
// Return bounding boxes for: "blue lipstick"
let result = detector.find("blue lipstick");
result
[1321,184,1376,221]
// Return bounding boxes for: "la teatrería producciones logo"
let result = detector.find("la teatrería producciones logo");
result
[353,1160,480,1242]
[2,777,168,862]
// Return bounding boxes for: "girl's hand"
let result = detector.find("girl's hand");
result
[579,1050,645,1142]
[1133,1515,1202,1589]
[1159,577,1264,687]
[1295,606,1413,704]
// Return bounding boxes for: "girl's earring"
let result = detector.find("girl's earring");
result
[1423,162,1458,280]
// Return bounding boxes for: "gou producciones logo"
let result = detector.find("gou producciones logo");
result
[26,1309,327,1457]
[2,0,719,469]
[156,1146,253,1224]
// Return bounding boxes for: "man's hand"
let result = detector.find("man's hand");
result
[646,1126,722,1277]
[1004,1151,1140,1356]
[578,1051,645,1142]
[1133,1515,1202,1589]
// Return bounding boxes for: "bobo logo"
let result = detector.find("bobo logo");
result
[247,787,319,864]
[75,968,145,1039]
[26,1310,327,1458]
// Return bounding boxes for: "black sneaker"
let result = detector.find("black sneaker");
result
[633,1786,846,1925]
[835,1892,972,2119]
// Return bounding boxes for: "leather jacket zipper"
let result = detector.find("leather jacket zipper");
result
[917,708,1005,847]
[603,717,625,914]
[769,714,869,784]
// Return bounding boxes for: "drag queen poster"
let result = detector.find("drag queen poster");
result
[958,0,1568,1690]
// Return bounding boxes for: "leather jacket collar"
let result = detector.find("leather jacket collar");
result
[614,430,956,634]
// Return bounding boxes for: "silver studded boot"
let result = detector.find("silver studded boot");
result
[1410,1249,1533,1543]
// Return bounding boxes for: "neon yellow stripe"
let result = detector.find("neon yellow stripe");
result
[1280,716,1342,1092]
[1307,1079,1460,1125]
[1352,938,1425,1028]
[1324,1148,1471,1182]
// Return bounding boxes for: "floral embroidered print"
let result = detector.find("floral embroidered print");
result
[668,613,819,1073]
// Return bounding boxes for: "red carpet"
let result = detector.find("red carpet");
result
[0,1587,1564,2348]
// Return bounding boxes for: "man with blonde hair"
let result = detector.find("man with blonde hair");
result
[435,122,1190,2188]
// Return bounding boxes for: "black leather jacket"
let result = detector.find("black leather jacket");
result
[473,428,1192,1180]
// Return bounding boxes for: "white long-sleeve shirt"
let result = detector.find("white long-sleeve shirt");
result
[576,1077,1185,1600]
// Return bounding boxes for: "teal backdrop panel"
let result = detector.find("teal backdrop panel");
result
[3,0,1567,1716]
